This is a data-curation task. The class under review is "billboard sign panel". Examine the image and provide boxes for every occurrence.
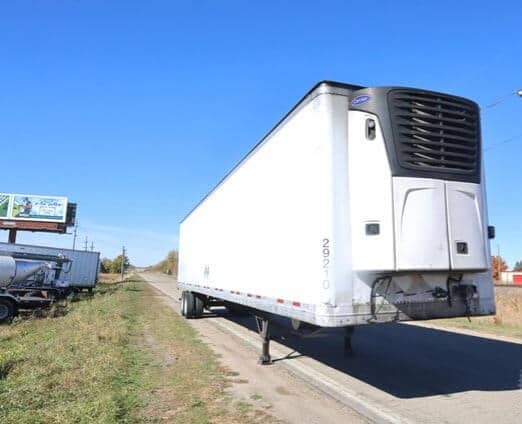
[0,193,68,223]
[0,194,9,218]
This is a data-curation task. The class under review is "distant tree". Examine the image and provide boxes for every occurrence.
[491,255,508,280]
[513,260,522,271]
[100,258,113,274]
[110,254,131,274]
[150,250,178,275]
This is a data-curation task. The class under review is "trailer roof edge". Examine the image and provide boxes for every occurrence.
[180,80,365,224]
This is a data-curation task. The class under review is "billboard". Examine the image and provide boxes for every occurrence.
[0,193,68,223]
[0,195,9,218]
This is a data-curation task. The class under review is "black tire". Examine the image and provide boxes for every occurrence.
[194,294,204,317]
[0,298,16,324]
[184,291,204,319]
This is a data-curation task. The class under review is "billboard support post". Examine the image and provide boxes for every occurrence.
[72,225,78,251]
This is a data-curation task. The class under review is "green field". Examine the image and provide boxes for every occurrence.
[0,279,267,423]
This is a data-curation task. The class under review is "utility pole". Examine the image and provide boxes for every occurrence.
[497,244,501,283]
[72,225,78,251]
[121,246,126,281]
[84,236,88,251]
[90,241,94,252]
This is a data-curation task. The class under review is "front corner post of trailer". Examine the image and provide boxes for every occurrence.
[255,316,272,365]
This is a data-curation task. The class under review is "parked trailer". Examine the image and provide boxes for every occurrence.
[0,242,100,289]
[178,81,496,363]
[0,254,73,322]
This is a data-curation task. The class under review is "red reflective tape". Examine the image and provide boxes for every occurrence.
[292,301,301,307]
[276,299,284,304]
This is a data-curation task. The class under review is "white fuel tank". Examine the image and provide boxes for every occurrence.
[0,256,17,286]
[0,256,49,287]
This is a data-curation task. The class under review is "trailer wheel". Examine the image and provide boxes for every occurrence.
[184,291,194,318]
[194,294,204,317]
[0,299,16,323]
[184,291,204,319]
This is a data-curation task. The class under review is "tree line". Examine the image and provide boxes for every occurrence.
[491,256,522,280]
[100,254,131,274]
[149,250,178,275]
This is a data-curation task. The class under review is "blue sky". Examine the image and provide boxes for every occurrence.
[1,1,521,267]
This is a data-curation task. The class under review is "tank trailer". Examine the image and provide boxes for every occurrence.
[0,252,74,323]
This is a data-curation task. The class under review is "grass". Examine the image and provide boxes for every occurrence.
[430,287,522,339]
[97,273,126,284]
[0,277,270,423]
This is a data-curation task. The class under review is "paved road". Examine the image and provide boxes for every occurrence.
[142,272,522,424]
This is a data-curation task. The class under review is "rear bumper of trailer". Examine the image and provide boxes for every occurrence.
[178,282,495,327]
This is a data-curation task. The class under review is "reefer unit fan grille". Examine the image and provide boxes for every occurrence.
[389,89,480,177]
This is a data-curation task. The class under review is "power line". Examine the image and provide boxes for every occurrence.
[484,133,522,152]
[484,90,522,109]
[482,88,522,152]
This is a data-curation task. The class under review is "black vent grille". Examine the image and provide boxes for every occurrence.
[389,90,480,176]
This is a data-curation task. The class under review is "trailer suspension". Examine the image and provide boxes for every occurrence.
[254,316,272,365]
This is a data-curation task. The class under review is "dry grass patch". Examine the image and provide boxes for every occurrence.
[0,280,274,423]
[431,287,522,339]
[97,273,123,284]
[98,273,143,285]
[136,285,275,423]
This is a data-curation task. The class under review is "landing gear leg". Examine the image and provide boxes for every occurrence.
[255,316,272,365]
[344,326,354,356]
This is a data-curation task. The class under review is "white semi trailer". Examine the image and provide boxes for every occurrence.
[178,81,495,363]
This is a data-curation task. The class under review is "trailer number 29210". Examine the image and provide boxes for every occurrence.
[322,238,330,289]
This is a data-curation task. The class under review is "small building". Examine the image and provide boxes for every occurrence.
[499,271,522,285]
